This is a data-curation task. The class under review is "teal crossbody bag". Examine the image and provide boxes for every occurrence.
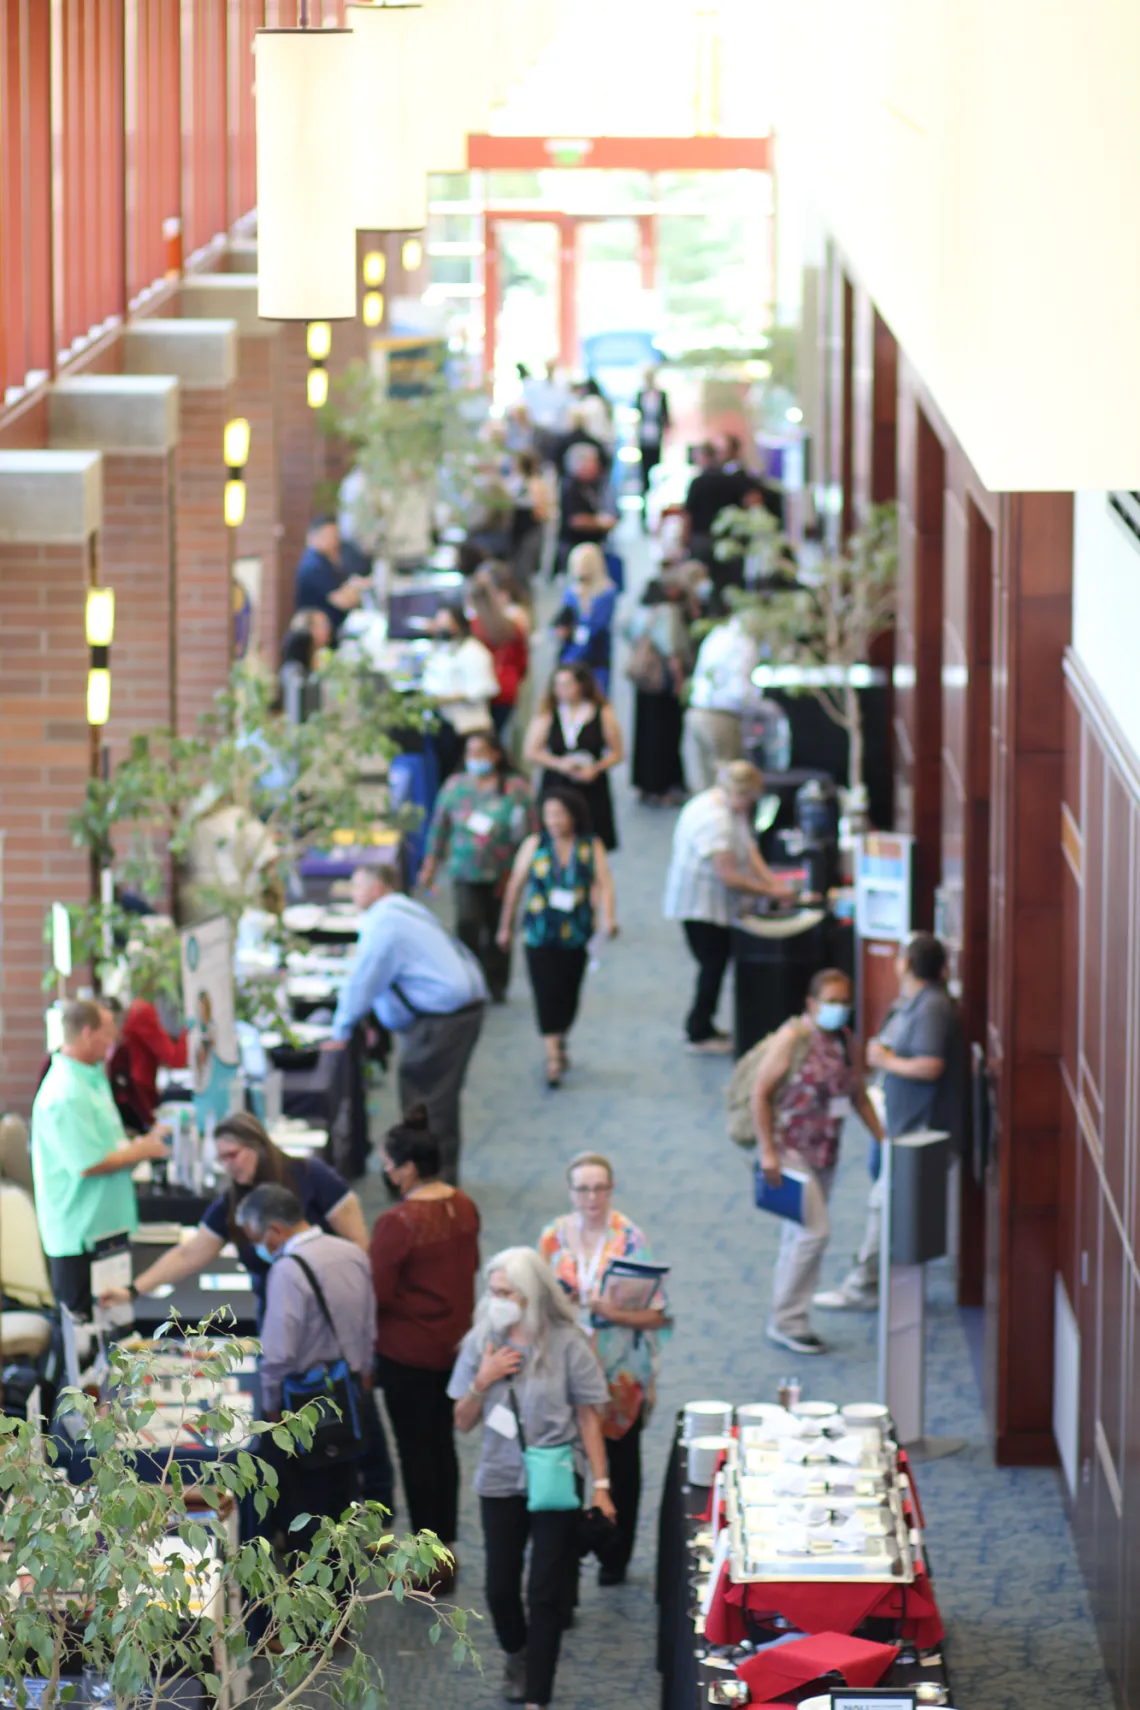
[508,1387,580,1513]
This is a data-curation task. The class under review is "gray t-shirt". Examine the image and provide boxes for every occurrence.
[880,983,959,1139]
[447,1322,609,1497]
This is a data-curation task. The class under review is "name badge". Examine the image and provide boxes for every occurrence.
[466,811,494,837]
[574,624,591,647]
[549,887,577,913]
[828,1096,853,1121]
[486,1402,518,1440]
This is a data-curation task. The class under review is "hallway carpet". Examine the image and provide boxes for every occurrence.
[357,522,1112,1710]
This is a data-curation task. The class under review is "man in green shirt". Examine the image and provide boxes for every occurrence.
[31,998,170,1318]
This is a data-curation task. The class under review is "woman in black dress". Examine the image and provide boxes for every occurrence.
[523,662,623,852]
[623,577,692,803]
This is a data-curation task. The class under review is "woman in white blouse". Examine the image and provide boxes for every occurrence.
[421,602,500,779]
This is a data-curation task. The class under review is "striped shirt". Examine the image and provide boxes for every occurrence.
[662,787,755,926]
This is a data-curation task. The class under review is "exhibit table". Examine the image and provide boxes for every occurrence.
[657,1411,952,1709]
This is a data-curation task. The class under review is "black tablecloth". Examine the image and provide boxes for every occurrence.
[279,1028,369,1179]
[129,1238,260,1336]
[137,1186,214,1226]
[655,1418,953,1709]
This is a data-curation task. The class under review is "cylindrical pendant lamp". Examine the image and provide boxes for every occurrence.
[254,28,357,321]
[348,1,428,234]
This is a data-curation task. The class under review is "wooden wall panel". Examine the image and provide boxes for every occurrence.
[1083,736,1106,1126]
[1102,775,1132,1217]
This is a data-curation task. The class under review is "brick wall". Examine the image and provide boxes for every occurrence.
[277,322,326,637]
[174,388,233,735]
[0,540,92,1112]
[102,451,177,765]
[229,336,283,657]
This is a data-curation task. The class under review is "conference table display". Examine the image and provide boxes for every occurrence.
[658,1398,954,1708]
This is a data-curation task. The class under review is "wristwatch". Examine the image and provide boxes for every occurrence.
[127,1281,139,1300]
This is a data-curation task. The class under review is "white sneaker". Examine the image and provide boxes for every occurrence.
[766,1326,828,1355]
[813,1282,878,1310]
[684,1032,733,1056]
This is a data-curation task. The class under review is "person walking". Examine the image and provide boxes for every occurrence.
[31,999,170,1318]
[634,368,671,524]
[420,602,500,782]
[752,970,884,1355]
[236,1184,375,1541]
[293,515,370,640]
[682,614,761,794]
[327,865,488,1184]
[371,1107,480,1582]
[467,565,532,737]
[553,543,617,696]
[815,932,963,1311]
[523,663,623,853]
[448,1247,614,1710]
[623,576,692,804]
[538,1152,669,1584]
[557,442,616,572]
[663,761,795,1053]
[508,451,553,587]
[419,729,537,1003]
[497,788,617,1088]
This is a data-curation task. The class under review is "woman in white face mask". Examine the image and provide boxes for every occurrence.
[449,1246,614,1710]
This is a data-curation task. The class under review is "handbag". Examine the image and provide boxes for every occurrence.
[508,1386,580,1513]
[624,629,668,694]
[279,1253,366,1463]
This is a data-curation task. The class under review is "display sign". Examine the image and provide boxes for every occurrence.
[51,902,72,977]
[830,1693,916,1710]
[180,917,238,1083]
[854,832,915,943]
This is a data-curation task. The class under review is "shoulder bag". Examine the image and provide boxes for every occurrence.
[507,1385,580,1513]
[279,1252,366,1463]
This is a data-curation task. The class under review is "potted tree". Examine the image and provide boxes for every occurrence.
[727,503,898,820]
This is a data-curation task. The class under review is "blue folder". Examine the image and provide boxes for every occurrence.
[753,1161,809,1224]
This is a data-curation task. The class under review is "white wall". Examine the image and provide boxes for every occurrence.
[1072,492,1140,758]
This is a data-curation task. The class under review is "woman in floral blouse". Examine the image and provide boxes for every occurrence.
[419,729,537,1002]
[538,1150,670,1585]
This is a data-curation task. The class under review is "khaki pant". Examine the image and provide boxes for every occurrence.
[682,706,743,794]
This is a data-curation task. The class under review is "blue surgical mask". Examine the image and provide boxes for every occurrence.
[815,1002,850,1032]
[466,757,493,777]
[253,1242,275,1266]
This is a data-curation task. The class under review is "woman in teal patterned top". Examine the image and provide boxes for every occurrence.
[498,787,618,1086]
[420,729,537,1001]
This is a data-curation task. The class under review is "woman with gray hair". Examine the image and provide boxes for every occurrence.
[448,1246,614,1709]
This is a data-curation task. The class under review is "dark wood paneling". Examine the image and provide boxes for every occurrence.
[871,311,898,505]
[1102,771,1132,1218]
[1062,858,1081,1098]
[1058,1087,1078,1309]
[1099,1201,1127,1489]
[1083,735,1106,1119]
[1075,1129,1101,1567]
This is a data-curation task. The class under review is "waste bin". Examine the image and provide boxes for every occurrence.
[731,908,828,1056]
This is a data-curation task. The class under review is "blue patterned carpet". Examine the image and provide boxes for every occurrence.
[357,522,1111,1710]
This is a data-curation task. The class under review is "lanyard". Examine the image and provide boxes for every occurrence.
[575,1216,608,1304]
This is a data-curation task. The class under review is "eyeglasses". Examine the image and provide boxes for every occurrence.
[570,1182,612,1197]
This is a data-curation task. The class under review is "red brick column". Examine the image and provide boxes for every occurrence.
[99,452,178,761]
[230,335,283,655]
[0,449,102,1110]
[173,387,234,734]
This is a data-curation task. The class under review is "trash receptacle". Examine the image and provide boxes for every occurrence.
[731,908,828,1057]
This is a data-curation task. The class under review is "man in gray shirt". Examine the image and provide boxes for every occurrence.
[237,1184,376,1539]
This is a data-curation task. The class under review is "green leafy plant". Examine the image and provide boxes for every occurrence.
[329,363,503,552]
[0,1321,479,1710]
[711,504,795,582]
[728,503,899,800]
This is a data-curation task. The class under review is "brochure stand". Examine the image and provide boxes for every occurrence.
[877,1129,964,1461]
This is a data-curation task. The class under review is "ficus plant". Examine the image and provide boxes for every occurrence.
[0,1321,479,1710]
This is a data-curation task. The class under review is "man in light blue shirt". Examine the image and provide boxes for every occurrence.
[328,866,487,1182]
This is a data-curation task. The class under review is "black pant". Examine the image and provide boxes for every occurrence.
[682,920,732,1041]
[481,1495,579,1707]
[50,1253,93,1320]
[602,1415,643,1574]
[525,943,588,1038]
[454,880,510,1001]
[374,1356,459,1542]
[397,1002,485,1185]
[358,1380,396,1514]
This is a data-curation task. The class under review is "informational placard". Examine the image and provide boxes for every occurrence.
[91,1232,133,1332]
[51,902,72,976]
[180,917,238,1093]
[830,1692,916,1710]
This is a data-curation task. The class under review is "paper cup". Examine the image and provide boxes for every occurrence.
[736,1402,791,1429]
[842,1402,890,1435]
[683,1399,734,1440]
[687,1433,730,1486]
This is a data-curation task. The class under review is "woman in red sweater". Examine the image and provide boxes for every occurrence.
[371,1107,481,1567]
[116,997,188,1126]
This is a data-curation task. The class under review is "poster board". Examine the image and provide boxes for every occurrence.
[180,917,238,1089]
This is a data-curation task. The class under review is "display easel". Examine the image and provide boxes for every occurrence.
[876,1130,965,1463]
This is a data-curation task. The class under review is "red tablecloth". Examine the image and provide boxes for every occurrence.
[735,1631,900,1700]
[704,1557,945,1650]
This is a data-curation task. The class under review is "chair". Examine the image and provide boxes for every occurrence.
[0,1181,54,1364]
[0,1113,33,1196]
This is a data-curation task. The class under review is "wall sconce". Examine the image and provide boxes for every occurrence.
[363,291,384,327]
[85,588,115,728]
[307,321,331,409]
[362,249,386,287]
[401,237,423,271]
[223,416,251,528]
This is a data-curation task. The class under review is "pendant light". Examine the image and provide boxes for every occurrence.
[254,25,357,321]
[348,1,428,234]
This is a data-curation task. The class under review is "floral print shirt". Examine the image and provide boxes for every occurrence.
[522,834,596,949]
[538,1209,670,1439]
[774,1026,858,1172]
[426,773,537,886]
